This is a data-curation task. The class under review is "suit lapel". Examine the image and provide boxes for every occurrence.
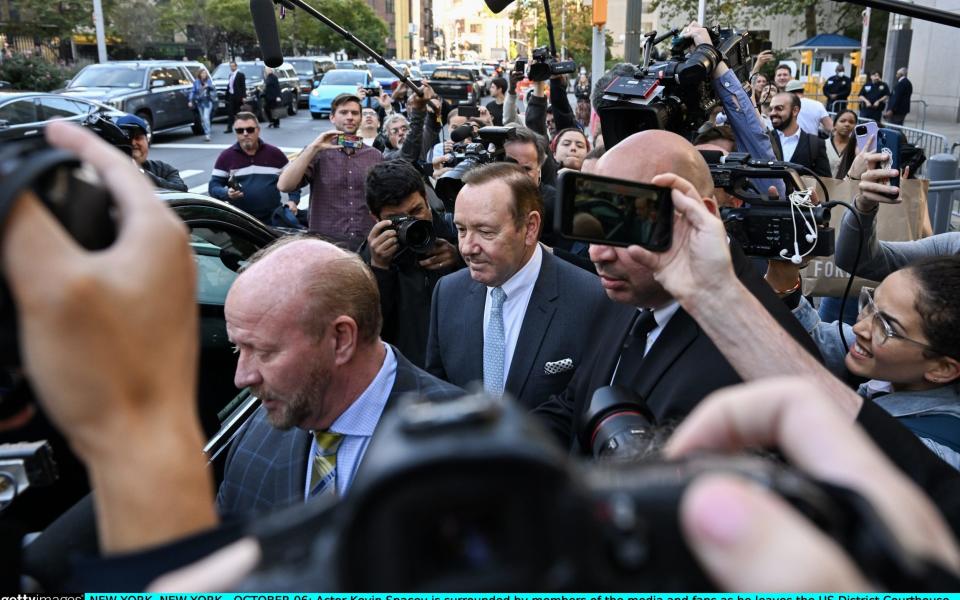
[288,427,312,503]
[632,308,700,409]
[769,131,784,161]
[793,132,811,166]
[462,280,486,381]
[505,251,558,399]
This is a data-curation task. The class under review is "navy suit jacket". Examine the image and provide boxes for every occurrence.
[425,247,613,410]
[216,347,463,519]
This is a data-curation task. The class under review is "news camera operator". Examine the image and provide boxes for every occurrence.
[360,160,462,367]
[834,150,960,282]
[6,124,960,593]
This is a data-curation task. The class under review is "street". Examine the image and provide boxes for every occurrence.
[150,110,337,197]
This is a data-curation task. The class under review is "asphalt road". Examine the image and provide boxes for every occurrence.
[149,110,337,197]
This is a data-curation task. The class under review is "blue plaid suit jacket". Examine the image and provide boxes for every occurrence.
[216,346,463,519]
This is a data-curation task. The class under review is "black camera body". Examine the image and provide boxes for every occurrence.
[707,153,836,260]
[528,46,577,82]
[435,126,512,205]
[596,27,751,146]
[388,214,436,255]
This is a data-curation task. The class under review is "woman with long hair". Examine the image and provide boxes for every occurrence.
[573,73,592,127]
[828,109,858,177]
[750,72,769,109]
[187,67,215,141]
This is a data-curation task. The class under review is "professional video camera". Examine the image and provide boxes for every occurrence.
[705,152,835,262]
[527,45,578,82]
[595,26,752,147]
[388,214,436,255]
[231,390,952,591]
[0,442,58,514]
[434,125,512,205]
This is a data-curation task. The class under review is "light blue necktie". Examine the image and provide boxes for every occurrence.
[483,287,507,396]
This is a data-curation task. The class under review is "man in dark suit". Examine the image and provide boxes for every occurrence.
[217,237,463,519]
[823,64,852,112]
[532,129,823,452]
[767,92,831,177]
[224,60,246,133]
[885,67,913,125]
[426,162,612,410]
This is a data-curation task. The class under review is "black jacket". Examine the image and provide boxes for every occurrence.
[226,71,246,102]
[142,159,187,191]
[263,73,281,109]
[768,129,832,178]
[359,210,461,367]
[889,77,913,116]
[532,241,824,453]
[823,74,851,101]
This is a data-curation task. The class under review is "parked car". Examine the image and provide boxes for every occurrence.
[335,60,367,70]
[287,56,336,106]
[428,66,479,105]
[367,63,401,95]
[419,62,443,78]
[61,60,204,135]
[210,61,300,122]
[0,92,127,142]
[159,191,281,436]
[308,68,376,118]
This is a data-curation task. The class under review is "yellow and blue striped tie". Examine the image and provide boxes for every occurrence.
[309,431,344,499]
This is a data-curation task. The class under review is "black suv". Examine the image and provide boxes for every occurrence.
[211,61,300,122]
[287,56,336,106]
[61,60,205,134]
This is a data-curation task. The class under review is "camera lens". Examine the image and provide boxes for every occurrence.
[397,219,436,254]
[578,386,657,460]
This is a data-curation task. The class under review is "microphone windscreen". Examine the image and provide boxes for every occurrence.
[484,0,516,14]
[450,124,475,143]
[250,0,284,68]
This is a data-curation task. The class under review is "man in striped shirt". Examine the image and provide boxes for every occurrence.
[209,111,301,224]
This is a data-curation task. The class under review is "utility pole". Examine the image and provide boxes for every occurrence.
[561,0,566,59]
[623,0,642,63]
[93,0,108,63]
[859,7,870,77]
[591,0,607,120]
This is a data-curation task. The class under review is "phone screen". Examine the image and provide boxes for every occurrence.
[337,134,363,149]
[557,170,673,250]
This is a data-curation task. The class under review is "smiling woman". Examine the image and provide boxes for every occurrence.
[789,255,960,469]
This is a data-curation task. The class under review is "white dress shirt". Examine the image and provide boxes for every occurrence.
[777,128,802,162]
[482,244,544,390]
[228,70,237,94]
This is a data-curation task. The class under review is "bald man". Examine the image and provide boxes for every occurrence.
[217,237,463,518]
[532,130,821,453]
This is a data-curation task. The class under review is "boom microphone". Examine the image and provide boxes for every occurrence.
[250,0,284,68]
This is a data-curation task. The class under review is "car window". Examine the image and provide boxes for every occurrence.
[38,96,91,119]
[185,65,203,79]
[369,65,393,78]
[0,99,39,125]
[321,70,366,85]
[431,69,472,81]
[189,226,262,305]
[151,67,188,87]
[70,65,146,88]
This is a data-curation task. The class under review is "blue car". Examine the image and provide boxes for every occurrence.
[308,69,376,119]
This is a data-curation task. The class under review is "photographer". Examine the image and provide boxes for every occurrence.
[360,160,461,367]
[115,115,188,192]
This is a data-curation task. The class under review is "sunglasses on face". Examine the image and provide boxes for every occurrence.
[235,127,258,135]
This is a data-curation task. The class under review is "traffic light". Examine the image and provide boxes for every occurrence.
[593,0,607,26]
[850,50,862,76]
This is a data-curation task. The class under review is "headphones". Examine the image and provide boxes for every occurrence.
[778,188,819,265]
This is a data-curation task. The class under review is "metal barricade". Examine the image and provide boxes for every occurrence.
[881,122,948,160]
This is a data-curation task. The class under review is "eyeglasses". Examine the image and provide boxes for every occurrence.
[235,127,258,135]
[857,287,937,352]
[388,125,409,135]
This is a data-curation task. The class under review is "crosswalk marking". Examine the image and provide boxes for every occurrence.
[179,169,203,179]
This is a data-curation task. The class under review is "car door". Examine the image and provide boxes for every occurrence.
[0,97,41,141]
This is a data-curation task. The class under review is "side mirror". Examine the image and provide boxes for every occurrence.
[150,79,166,89]
[313,80,320,88]
[0,119,9,129]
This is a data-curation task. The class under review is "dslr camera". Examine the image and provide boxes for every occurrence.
[527,46,577,82]
[434,126,512,206]
[595,26,751,146]
[387,214,436,255]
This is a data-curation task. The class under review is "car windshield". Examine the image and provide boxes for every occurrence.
[368,65,395,78]
[212,64,264,80]
[288,60,314,74]
[321,70,366,85]
[70,66,146,88]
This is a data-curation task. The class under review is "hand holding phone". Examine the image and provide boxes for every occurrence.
[877,128,901,188]
[336,133,364,150]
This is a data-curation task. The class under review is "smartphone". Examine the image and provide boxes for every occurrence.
[513,59,527,75]
[227,171,242,191]
[336,134,364,150]
[457,104,480,118]
[556,170,673,250]
[877,128,902,188]
[362,85,381,97]
[855,122,878,152]
[758,40,773,52]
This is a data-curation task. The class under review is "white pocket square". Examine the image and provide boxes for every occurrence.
[544,358,574,375]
